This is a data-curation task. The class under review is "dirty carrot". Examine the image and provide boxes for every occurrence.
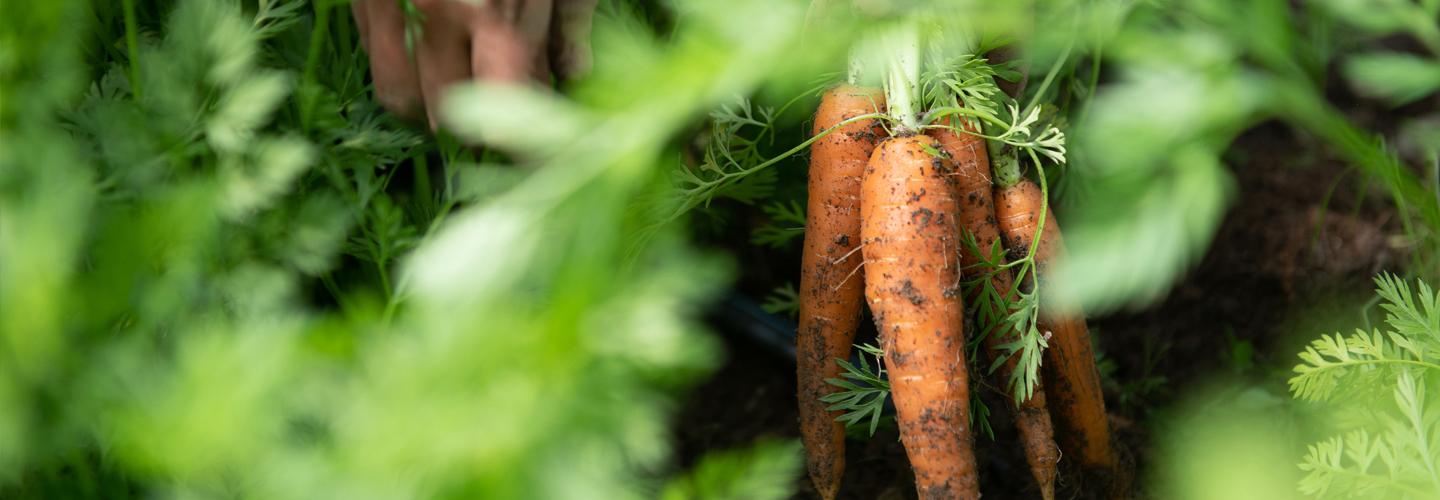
[993,176,1117,486]
[797,82,885,500]
[929,124,1059,500]
[861,133,979,500]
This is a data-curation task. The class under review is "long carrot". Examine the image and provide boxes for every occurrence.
[861,133,979,500]
[797,83,885,500]
[993,176,1117,488]
[929,125,1059,500]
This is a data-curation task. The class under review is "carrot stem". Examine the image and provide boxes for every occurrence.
[847,45,864,86]
[881,24,921,132]
[662,111,889,222]
[1023,41,1072,116]
[302,0,331,134]
[1076,42,1103,129]
[122,0,142,101]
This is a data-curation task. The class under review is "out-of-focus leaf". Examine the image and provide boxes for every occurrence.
[452,163,530,203]
[440,83,594,157]
[1059,144,1236,312]
[1315,0,1416,34]
[402,205,539,305]
[108,321,299,478]
[208,71,290,151]
[659,439,804,500]
[1156,384,1304,500]
[1345,52,1440,106]
[1060,58,1254,311]
[271,194,351,275]
[1400,118,1440,161]
[219,136,315,217]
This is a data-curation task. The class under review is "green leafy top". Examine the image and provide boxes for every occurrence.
[820,344,892,437]
[921,54,1003,129]
[1289,274,1440,498]
[1290,274,1440,404]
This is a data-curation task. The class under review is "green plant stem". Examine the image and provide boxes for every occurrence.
[921,107,1009,130]
[304,1,330,84]
[1024,40,1073,115]
[1076,42,1102,129]
[992,149,1023,188]
[1313,167,1358,255]
[881,24,921,132]
[122,0,142,101]
[382,294,400,325]
[665,111,887,218]
[846,45,863,86]
[302,0,331,133]
[1023,146,1051,355]
[768,82,830,146]
[1308,359,1440,373]
[320,272,344,303]
[377,259,393,300]
[335,5,356,98]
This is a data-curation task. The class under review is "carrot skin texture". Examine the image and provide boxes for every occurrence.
[861,135,979,500]
[993,178,1115,475]
[930,127,1059,500]
[797,83,885,500]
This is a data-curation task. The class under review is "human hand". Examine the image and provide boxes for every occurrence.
[352,0,597,129]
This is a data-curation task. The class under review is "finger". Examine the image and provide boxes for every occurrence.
[547,0,597,81]
[469,13,533,84]
[356,0,424,121]
[484,0,554,82]
[489,0,554,47]
[413,0,482,130]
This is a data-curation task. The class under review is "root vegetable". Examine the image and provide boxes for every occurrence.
[798,83,886,500]
[861,133,979,500]
[993,177,1115,482]
[930,125,1059,500]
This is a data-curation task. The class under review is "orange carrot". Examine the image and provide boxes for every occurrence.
[993,177,1116,485]
[930,125,1059,500]
[861,133,979,500]
[797,83,885,500]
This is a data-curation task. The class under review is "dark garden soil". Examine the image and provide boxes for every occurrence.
[672,119,1410,499]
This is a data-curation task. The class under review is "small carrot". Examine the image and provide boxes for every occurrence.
[861,133,979,500]
[797,83,885,500]
[993,176,1116,486]
[929,124,1059,500]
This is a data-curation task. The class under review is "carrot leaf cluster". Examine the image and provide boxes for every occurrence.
[1289,274,1440,498]
[823,343,892,437]
[760,283,801,320]
[957,227,1048,403]
[751,199,807,248]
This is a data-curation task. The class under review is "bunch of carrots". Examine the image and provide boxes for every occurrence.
[793,29,1127,500]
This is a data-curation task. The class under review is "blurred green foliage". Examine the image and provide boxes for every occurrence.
[1053,0,1440,312]
[0,0,846,497]
[1289,274,1440,497]
[1153,382,1310,500]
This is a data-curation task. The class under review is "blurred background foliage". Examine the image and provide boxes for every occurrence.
[2,0,1439,499]
[1,0,824,497]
